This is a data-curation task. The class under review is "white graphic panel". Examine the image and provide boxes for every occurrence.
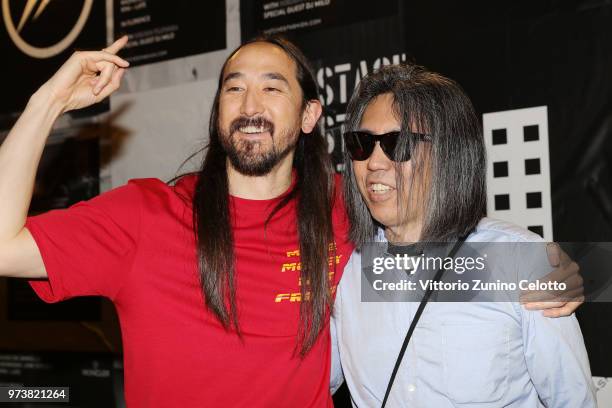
[483,106,553,240]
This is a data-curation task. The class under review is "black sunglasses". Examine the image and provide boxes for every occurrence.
[343,130,429,162]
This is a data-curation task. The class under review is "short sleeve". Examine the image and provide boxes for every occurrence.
[25,180,144,303]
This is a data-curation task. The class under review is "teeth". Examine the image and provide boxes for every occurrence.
[370,183,392,192]
[239,126,266,134]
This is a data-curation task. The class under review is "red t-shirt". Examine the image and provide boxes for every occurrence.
[25,174,353,407]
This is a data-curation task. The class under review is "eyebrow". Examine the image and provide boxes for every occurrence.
[222,71,290,86]
[223,72,243,83]
[263,72,289,86]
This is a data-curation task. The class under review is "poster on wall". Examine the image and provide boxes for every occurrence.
[240,0,398,38]
[0,0,108,129]
[114,0,226,66]
[241,0,405,171]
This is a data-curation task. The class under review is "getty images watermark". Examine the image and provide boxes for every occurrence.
[359,241,612,302]
[372,251,565,292]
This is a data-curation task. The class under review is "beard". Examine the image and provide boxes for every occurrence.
[219,116,300,176]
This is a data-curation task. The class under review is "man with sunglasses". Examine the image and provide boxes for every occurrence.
[344,130,430,162]
[331,64,594,407]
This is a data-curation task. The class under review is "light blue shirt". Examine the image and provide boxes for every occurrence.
[331,217,596,407]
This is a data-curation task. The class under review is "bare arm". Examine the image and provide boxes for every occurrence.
[0,36,130,278]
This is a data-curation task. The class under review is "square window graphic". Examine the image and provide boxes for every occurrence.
[492,128,507,145]
[493,161,509,178]
[523,125,539,142]
[495,194,510,210]
[528,225,544,237]
[525,158,541,175]
[526,192,542,208]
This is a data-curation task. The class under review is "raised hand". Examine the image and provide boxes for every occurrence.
[40,36,130,114]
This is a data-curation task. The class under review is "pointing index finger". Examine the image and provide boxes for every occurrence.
[104,35,129,55]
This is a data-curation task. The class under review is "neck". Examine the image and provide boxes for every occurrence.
[384,219,423,245]
[227,153,295,200]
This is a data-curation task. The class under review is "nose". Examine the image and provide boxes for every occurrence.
[240,89,264,117]
[366,142,392,171]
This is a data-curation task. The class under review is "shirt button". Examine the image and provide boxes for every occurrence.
[407,384,416,392]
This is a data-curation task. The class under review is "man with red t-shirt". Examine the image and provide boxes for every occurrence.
[0,35,352,407]
[0,34,582,407]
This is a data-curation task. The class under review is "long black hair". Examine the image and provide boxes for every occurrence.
[343,64,486,245]
[191,35,335,355]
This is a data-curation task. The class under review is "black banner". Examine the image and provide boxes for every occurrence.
[114,0,227,66]
[241,0,397,37]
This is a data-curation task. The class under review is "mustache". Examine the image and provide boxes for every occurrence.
[229,116,275,135]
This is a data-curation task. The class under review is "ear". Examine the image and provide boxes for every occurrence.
[301,99,323,134]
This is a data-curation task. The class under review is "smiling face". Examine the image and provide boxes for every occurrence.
[217,41,315,176]
[352,93,429,238]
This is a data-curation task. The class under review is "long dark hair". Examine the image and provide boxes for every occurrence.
[343,64,486,245]
[191,36,335,355]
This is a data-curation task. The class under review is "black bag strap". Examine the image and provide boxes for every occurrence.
[380,235,470,408]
